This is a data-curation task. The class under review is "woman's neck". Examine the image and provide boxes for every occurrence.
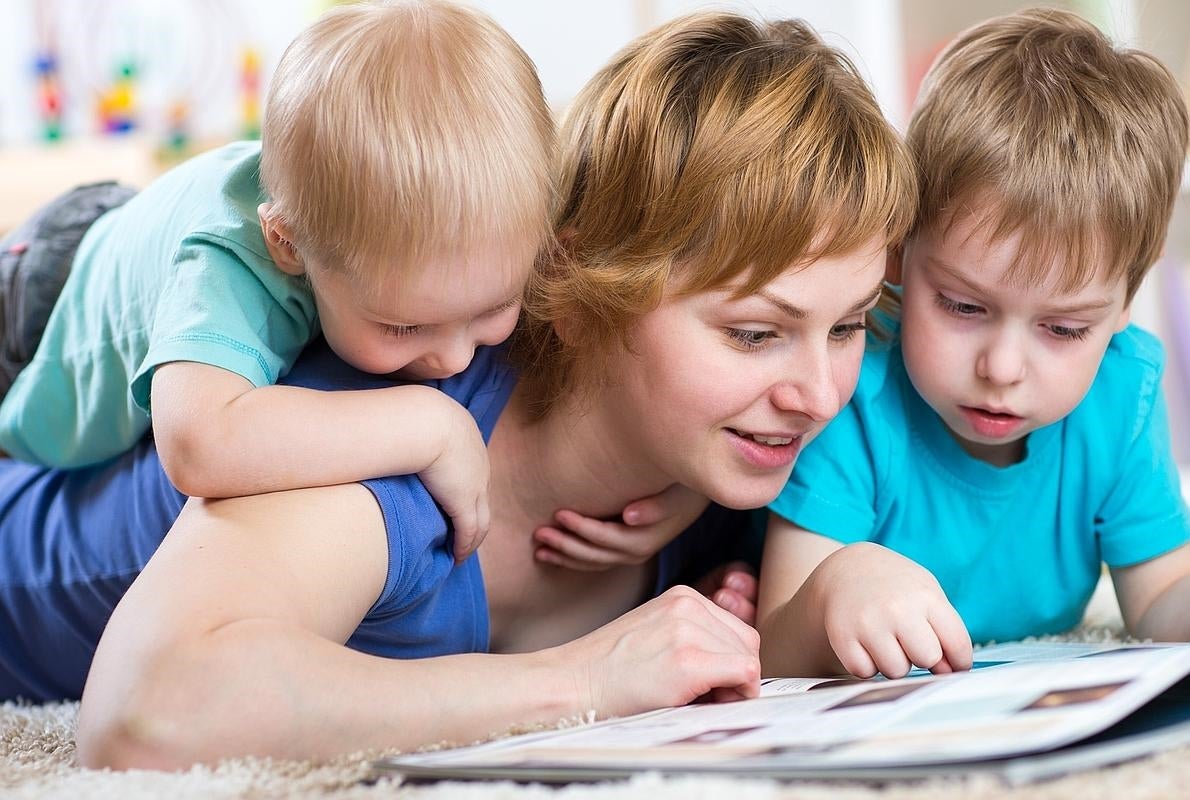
[479,382,674,653]
[488,383,674,532]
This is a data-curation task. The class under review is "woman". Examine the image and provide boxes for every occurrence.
[4,11,913,768]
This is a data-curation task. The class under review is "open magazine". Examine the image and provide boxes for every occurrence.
[374,642,1190,785]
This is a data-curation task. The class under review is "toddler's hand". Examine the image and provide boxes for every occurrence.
[533,485,709,571]
[694,560,758,626]
[806,543,972,679]
[419,397,490,563]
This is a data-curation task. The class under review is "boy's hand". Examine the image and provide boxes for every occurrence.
[533,485,709,571]
[805,543,972,679]
[420,397,491,563]
[694,561,758,626]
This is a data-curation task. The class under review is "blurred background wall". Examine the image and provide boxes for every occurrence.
[0,0,1187,464]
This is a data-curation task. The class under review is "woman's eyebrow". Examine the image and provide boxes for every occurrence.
[757,283,884,320]
[850,284,884,312]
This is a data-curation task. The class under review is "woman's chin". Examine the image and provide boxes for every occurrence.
[704,476,789,510]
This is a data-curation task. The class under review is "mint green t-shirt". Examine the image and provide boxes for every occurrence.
[0,141,319,467]
[769,325,1190,644]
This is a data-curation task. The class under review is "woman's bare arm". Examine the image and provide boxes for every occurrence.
[77,484,760,770]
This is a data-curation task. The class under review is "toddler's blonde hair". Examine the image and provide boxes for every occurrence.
[261,0,554,288]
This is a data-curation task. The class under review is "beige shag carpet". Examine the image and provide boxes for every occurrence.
[4,581,1188,800]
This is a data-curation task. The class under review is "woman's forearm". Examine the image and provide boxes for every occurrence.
[78,618,578,769]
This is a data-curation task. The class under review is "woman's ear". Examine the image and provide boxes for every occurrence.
[885,245,904,285]
[258,203,304,276]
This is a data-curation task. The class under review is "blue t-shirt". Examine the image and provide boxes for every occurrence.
[769,325,1190,644]
[0,342,742,702]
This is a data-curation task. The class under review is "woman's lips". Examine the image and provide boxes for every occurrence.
[727,429,804,469]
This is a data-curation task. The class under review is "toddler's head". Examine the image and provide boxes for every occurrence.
[897,7,1188,464]
[259,0,554,379]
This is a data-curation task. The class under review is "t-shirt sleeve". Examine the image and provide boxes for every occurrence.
[768,399,880,543]
[1096,384,1190,567]
[129,240,316,413]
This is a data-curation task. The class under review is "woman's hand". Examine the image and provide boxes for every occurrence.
[533,485,709,570]
[806,543,972,679]
[556,585,761,718]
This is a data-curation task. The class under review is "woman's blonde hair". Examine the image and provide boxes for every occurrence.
[260,0,554,288]
[908,7,1188,301]
[513,11,916,417]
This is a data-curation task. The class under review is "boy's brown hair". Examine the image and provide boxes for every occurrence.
[908,7,1188,301]
[260,0,554,289]
[513,11,916,417]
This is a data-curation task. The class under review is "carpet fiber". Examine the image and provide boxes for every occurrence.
[4,584,1187,799]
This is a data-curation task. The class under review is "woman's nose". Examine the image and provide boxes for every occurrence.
[769,350,841,422]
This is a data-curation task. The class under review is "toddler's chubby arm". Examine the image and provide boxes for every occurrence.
[150,361,488,560]
[1111,542,1190,640]
[532,488,757,622]
[757,513,972,679]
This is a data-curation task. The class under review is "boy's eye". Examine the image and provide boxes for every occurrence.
[830,321,867,342]
[1046,323,1090,341]
[725,328,775,349]
[381,323,421,338]
[487,297,521,316]
[934,293,984,316]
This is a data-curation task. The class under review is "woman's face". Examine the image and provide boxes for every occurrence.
[603,238,888,509]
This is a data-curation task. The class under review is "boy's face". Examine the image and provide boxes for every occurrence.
[307,243,533,379]
[899,211,1131,466]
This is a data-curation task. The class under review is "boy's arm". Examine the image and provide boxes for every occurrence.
[757,513,971,679]
[150,361,489,558]
[1111,542,1190,640]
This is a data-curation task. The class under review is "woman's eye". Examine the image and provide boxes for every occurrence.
[381,323,421,338]
[1047,323,1091,341]
[830,321,867,342]
[725,328,775,348]
[934,293,984,316]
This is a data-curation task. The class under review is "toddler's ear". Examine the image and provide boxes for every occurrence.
[258,203,304,276]
[884,245,904,285]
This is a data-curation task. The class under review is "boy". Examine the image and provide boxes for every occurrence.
[0,0,554,557]
[757,7,1190,679]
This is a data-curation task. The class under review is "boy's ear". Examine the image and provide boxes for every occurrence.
[258,203,305,276]
[885,245,904,285]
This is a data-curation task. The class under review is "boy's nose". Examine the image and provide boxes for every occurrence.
[424,337,476,378]
[976,334,1026,386]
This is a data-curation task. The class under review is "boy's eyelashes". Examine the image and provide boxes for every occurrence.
[934,292,984,316]
[376,297,521,338]
[1045,323,1091,341]
[933,292,1093,341]
[380,323,421,338]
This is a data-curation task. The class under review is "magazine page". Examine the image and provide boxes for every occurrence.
[382,644,1190,776]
